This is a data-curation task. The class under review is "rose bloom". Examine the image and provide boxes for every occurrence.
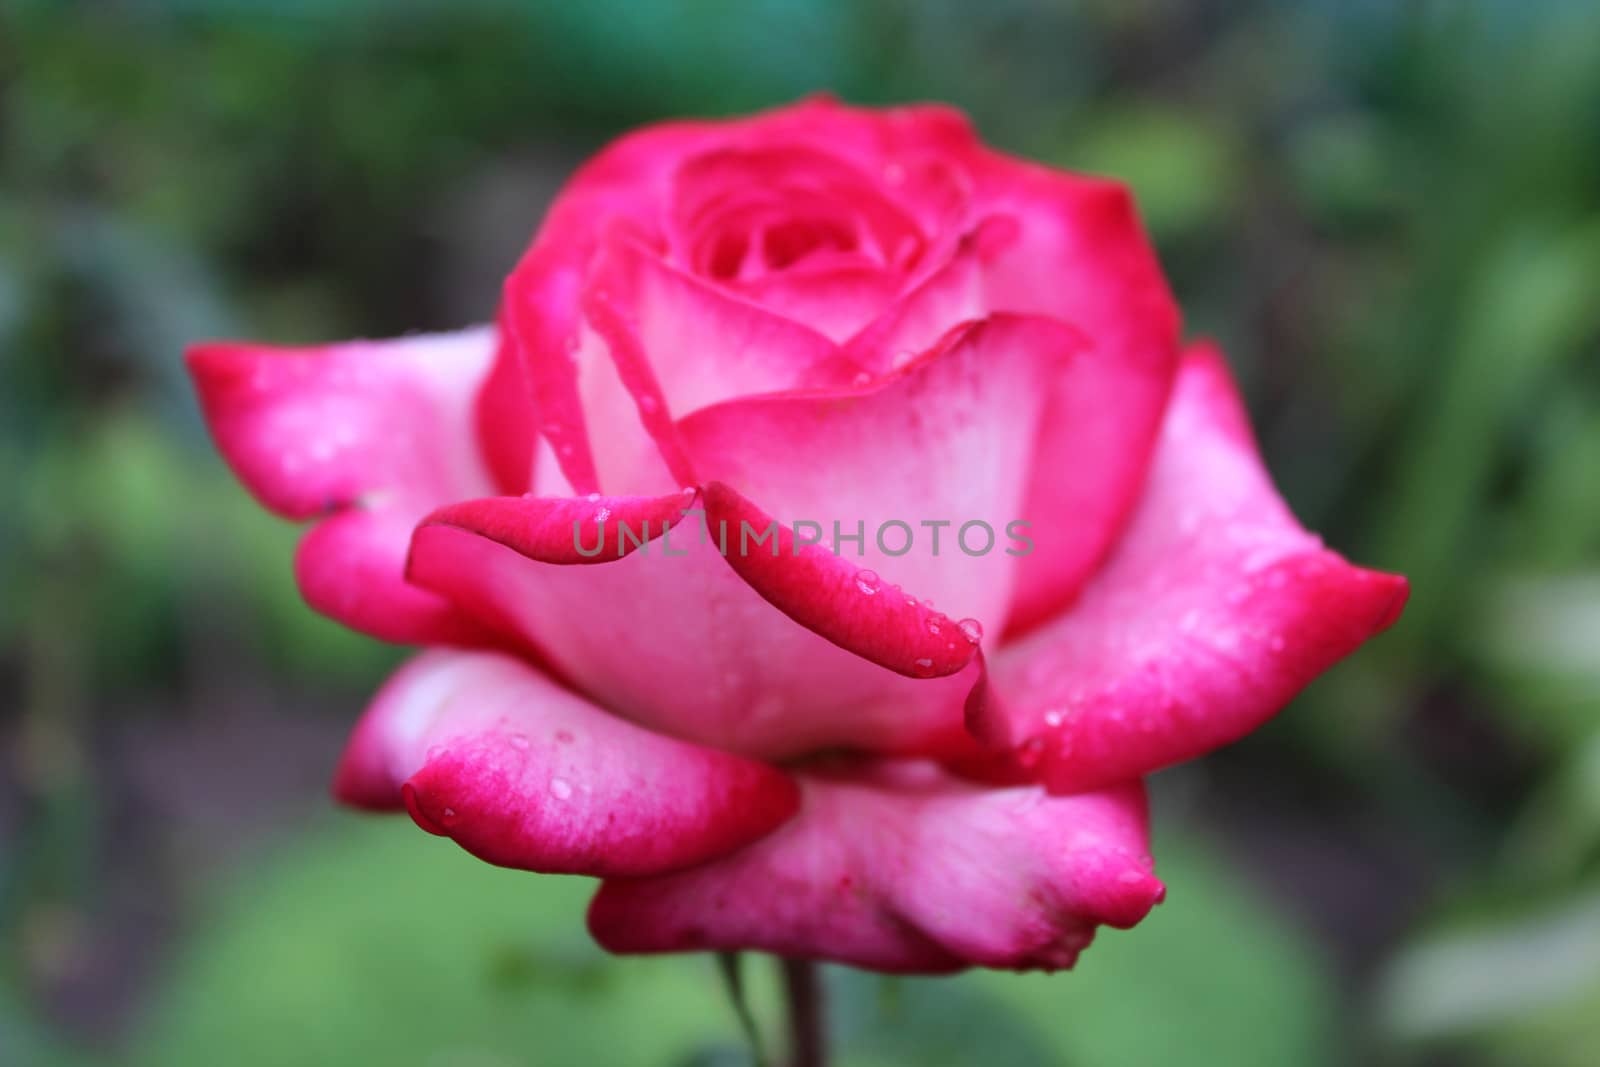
[188,98,1406,974]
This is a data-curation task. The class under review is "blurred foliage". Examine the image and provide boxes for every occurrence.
[128,816,1332,1067]
[2,0,1599,1064]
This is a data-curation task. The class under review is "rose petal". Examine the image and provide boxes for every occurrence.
[332,649,801,877]
[187,327,497,643]
[678,314,1083,632]
[843,215,1018,372]
[968,344,1409,792]
[502,121,732,495]
[588,760,1162,974]
[576,234,860,494]
[294,509,496,646]
[406,490,987,760]
[964,157,1183,634]
[504,98,988,495]
[473,317,538,494]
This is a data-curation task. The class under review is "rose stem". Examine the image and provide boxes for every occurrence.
[779,956,827,1067]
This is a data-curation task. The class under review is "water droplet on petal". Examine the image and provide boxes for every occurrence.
[549,777,573,800]
[958,617,983,643]
[585,492,601,502]
[440,807,459,824]
[851,371,873,388]
[855,570,881,595]
[1043,709,1065,728]
[914,657,934,670]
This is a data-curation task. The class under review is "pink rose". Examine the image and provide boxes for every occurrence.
[188,97,1406,974]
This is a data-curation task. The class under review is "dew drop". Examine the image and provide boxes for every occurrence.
[957,617,983,643]
[440,806,459,824]
[549,777,573,800]
[586,492,601,503]
[851,371,873,388]
[914,657,934,670]
[1043,709,1065,728]
[855,570,881,595]
[927,620,941,636]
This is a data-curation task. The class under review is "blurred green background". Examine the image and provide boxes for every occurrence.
[2,0,1598,1064]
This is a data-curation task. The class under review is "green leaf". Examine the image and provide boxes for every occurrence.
[132,816,753,1067]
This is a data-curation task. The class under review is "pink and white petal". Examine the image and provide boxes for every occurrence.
[501,118,739,496]
[569,309,688,496]
[971,345,1408,793]
[592,234,860,388]
[679,314,1082,634]
[843,215,1018,373]
[573,234,869,496]
[406,491,986,761]
[294,508,499,647]
[588,761,1162,974]
[187,326,499,643]
[731,263,903,343]
[187,326,496,518]
[583,237,854,452]
[332,649,800,877]
[504,99,981,497]
[964,159,1183,634]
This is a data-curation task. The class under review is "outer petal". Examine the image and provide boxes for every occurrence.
[405,490,987,761]
[332,649,800,877]
[293,509,494,646]
[187,327,497,644]
[588,761,1162,974]
[969,344,1409,793]
[967,157,1183,634]
[679,314,1082,632]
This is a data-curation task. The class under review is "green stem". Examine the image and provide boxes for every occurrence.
[779,957,826,1067]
